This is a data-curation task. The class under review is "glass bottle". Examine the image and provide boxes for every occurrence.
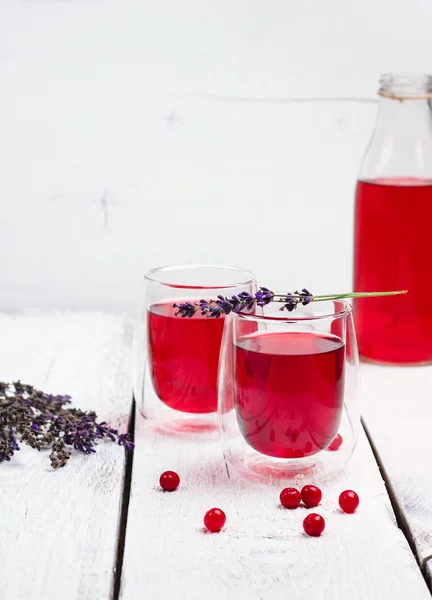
[353,74,432,365]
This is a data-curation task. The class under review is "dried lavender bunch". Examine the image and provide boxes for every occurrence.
[173,288,407,318]
[0,381,134,469]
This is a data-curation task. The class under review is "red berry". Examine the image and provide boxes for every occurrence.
[339,490,359,513]
[301,485,322,508]
[303,513,325,537]
[280,487,301,509]
[204,508,226,532]
[159,470,180,492]
[327,434,343,451]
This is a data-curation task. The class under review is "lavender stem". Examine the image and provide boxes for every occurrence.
[172,288,407,318]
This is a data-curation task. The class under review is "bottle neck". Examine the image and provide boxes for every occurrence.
[375,96,432,136]
[359,96,432,181]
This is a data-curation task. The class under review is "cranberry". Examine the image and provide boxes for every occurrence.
[303,513,325,537]
[204,508,226,532]
[301,485,322,508]
[159,470,180,492]
[280,487,301,509]
[339,490,359,513]
[327,434,343,451]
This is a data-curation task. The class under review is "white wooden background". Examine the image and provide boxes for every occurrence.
[1,0,432,313]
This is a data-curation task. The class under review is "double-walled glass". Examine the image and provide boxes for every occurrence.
[218,300,360,481]
[134,265,256,433]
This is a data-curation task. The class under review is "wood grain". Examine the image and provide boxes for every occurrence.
[121,416,430,599]
[0,312,133,600]
[361,363,432,569]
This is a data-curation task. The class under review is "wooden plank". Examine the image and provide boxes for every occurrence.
[425,559,432,589]
[361,363,432,569]
[0,312,133,600]
[121,416,430,599]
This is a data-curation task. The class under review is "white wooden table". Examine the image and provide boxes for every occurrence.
[1,312,431,600]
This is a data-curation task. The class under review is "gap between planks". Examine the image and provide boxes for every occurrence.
[362,418,431,588]
[360,363,432,578]
[112,400,136,600]
[0,311,134,600]
[426,559,432,590]
[120,415,430,600]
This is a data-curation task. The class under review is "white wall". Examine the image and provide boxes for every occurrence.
[1,0,431,312]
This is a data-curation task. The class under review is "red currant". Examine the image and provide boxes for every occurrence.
[327,434,343,451]
[301,485,322,508]
[303,513,325,537]
[204,508,226,532]
[339,490,359,513]
[159,470,180,492]
[280,487,301,509]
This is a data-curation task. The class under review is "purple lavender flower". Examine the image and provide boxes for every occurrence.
[172,302,197,318]
[74,429,96,454]
[1,381,134,468]
[216,295,234,315]
[255,287,274,307]
[172,287,276,320]
[198,299,210,315]
[227,295,242,313]
[170,286,325,319]
[0,428,20,462]
[238,291,255,311]
[283,293,298,312]
[13,381,25,393]
[95,421,118,441]
[10,430,19,451]
[298,288,314,305]
[118,433,135,453]
[209,305,224,318]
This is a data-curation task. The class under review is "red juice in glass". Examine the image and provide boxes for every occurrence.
[147,300,225,413]
[234,330,345,458]
[354,178,432,364]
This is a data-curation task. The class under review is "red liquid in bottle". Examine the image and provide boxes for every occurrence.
[147,301,225,413]
[354,179,432,364]
[234,331,345,458]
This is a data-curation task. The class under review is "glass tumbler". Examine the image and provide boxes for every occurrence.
[134,265,256,433]
[218,300,360,481]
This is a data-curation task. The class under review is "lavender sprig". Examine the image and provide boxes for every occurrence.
[0,382,134,469]
[173,286,273,318]
[173,288,407,318]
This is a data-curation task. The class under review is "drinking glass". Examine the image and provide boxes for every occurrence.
[218,300,360,480]
[134,265,256,433]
